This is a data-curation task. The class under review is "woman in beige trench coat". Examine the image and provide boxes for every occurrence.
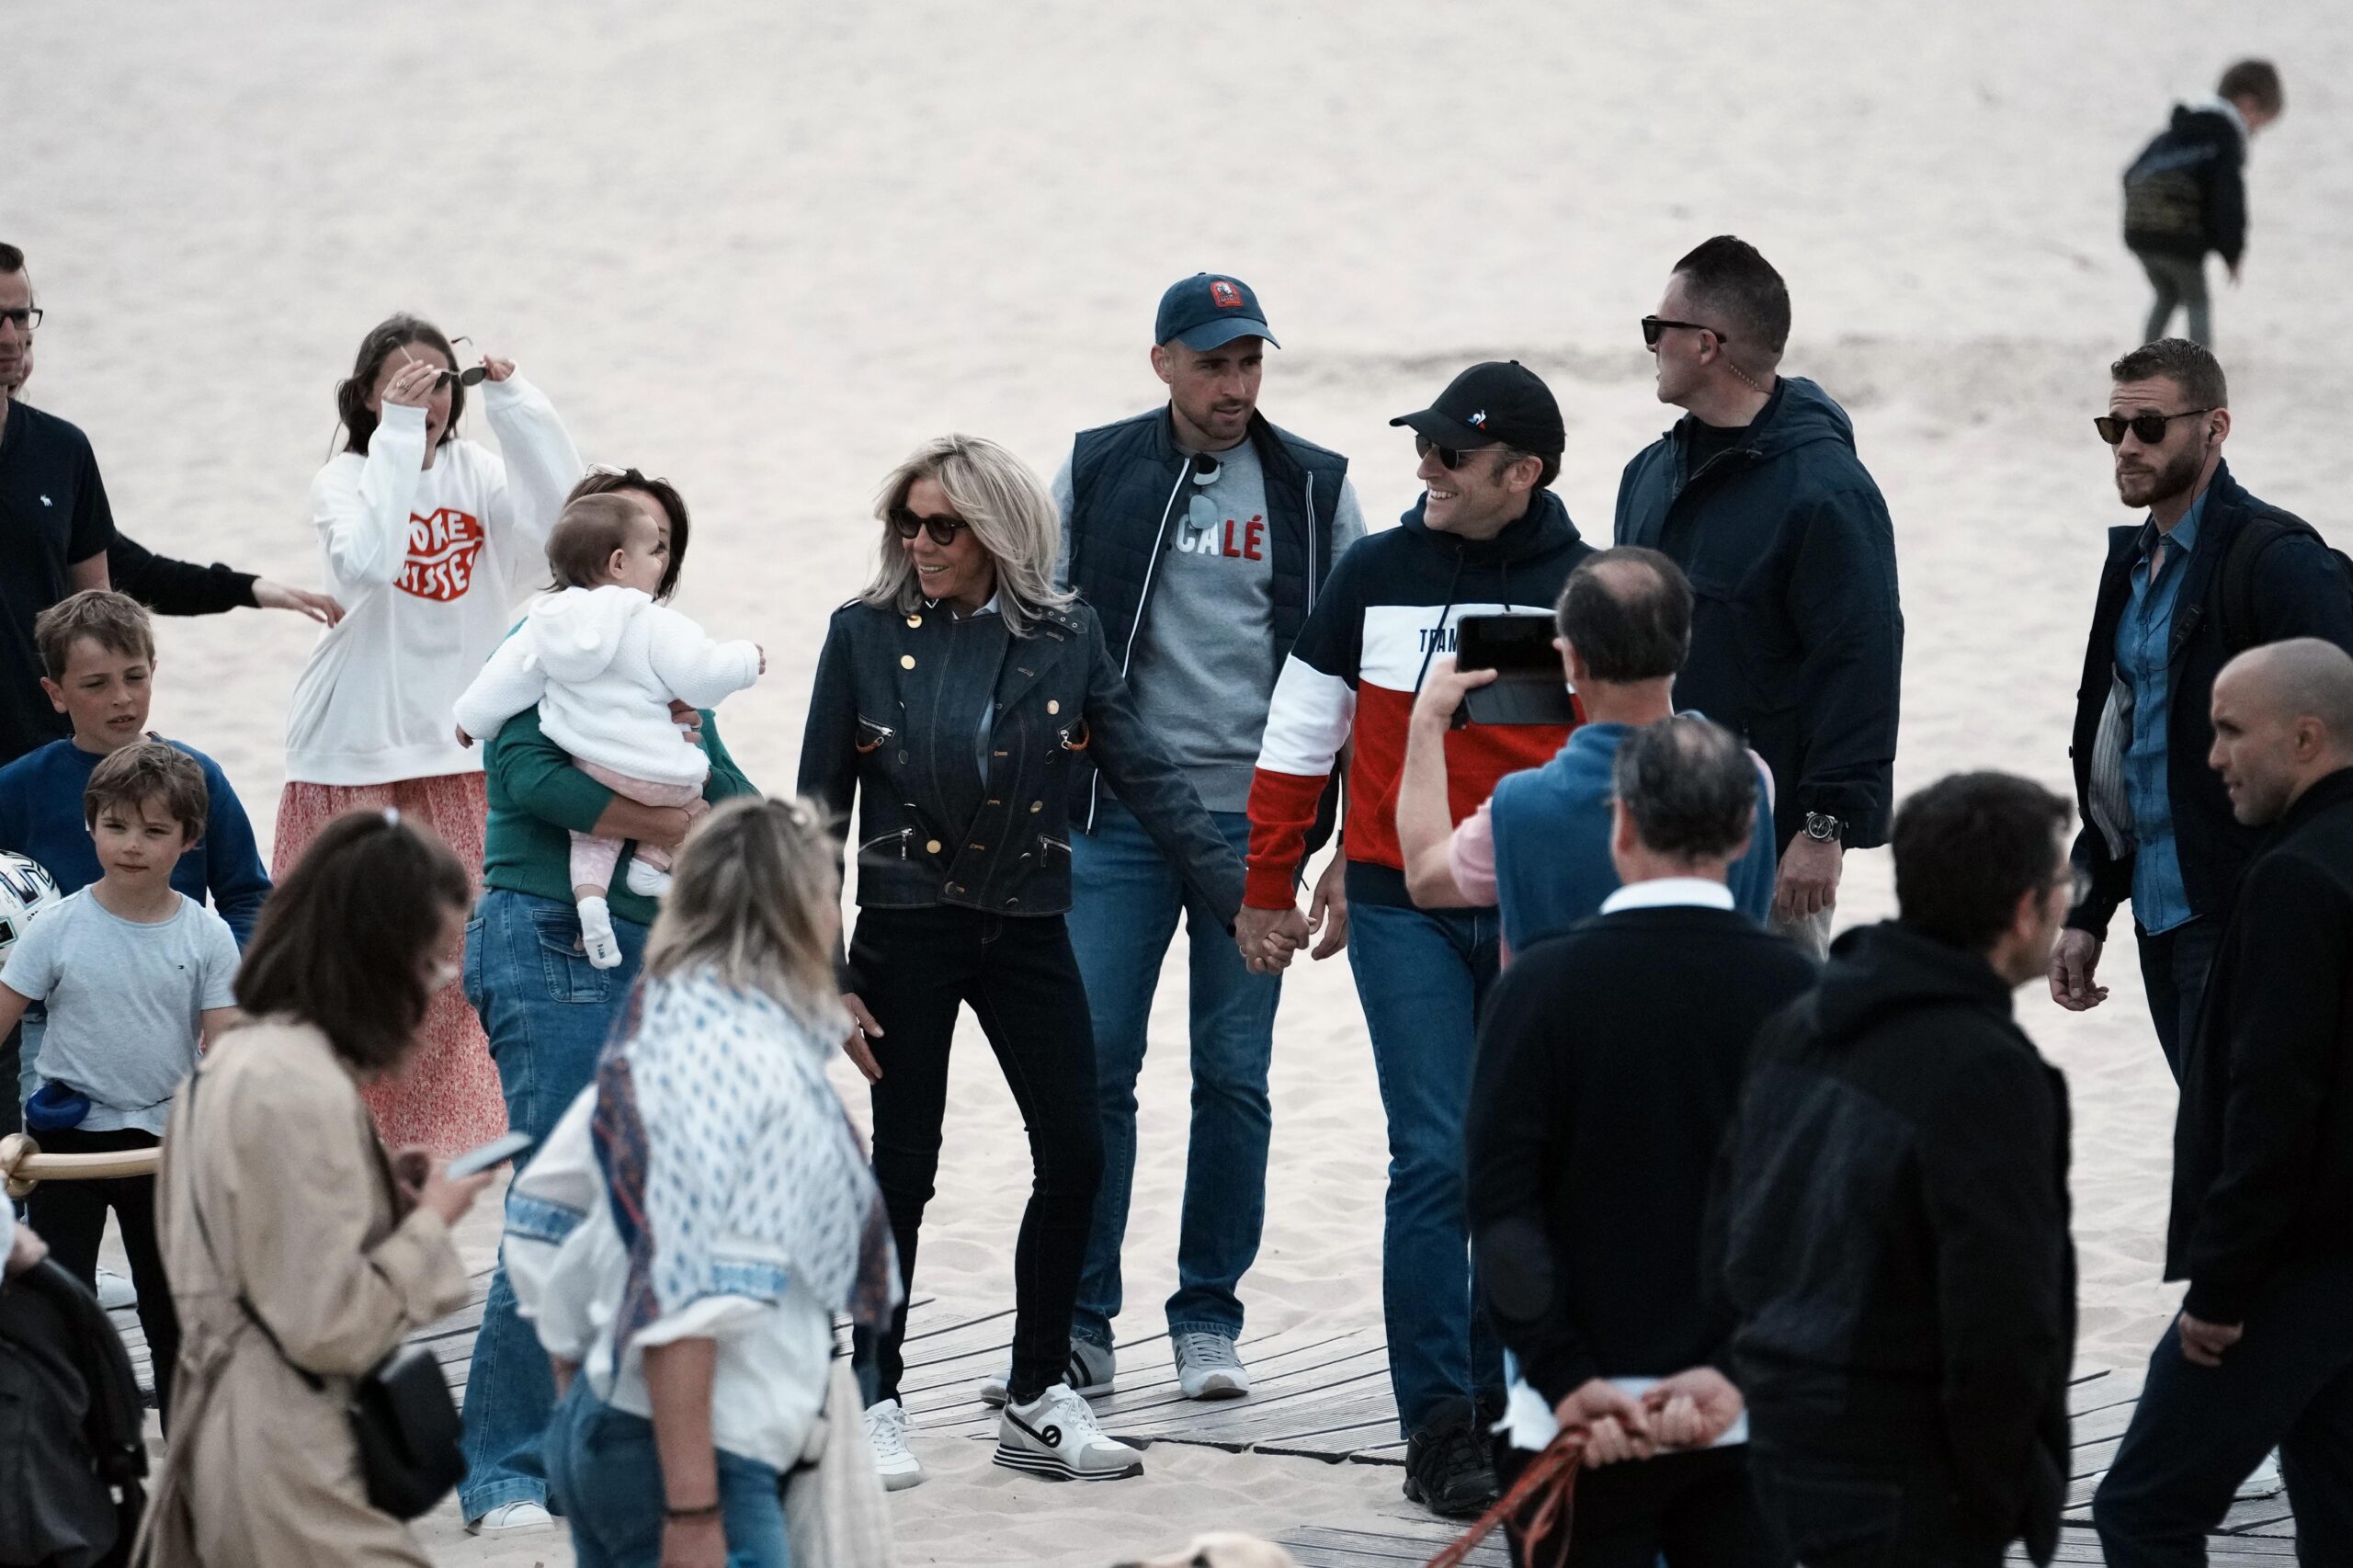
[138,810,494,1566]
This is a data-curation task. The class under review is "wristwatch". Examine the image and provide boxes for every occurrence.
[1803,812,1846,845]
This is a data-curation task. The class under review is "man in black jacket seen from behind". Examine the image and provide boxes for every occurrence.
[1615,236,1902,960]
[1720,772,2078,1566]
[2094,640,2353,1562]
[1470,714,1814,1565]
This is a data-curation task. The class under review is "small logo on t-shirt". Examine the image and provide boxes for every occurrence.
[398,507,485,602]
[39,494,52,507]
[1210,279,1244,309]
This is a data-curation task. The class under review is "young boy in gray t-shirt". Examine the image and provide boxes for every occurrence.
[0,742,240,1421]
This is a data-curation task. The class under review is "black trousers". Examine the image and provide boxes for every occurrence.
[847,904,1103,1407]
[1527,1446,1781,1567]
[2094,1254,2353,1565]
[23,1126,177,1425]
[1748,1448,2011,1567]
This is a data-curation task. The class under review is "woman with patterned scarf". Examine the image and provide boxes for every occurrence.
[505,796,900,1568]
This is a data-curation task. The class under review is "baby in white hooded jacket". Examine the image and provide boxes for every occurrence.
[455,494,763,966]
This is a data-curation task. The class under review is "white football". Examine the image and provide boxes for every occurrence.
[0,851,63,973]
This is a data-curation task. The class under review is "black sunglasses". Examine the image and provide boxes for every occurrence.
[890,506,970,547]
[1641,315,1728,347]
[0,306,43,332]
[1413,433,1508,471]
[2094,408,2212,446]
[400,337,488,390]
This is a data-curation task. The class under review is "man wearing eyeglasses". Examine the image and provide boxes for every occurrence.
[0,243,342,770]
[1617,235,1903,961]
[2054,339,2353,1093]
[1042,274,1367,1412]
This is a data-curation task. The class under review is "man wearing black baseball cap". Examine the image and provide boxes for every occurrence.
[1242,358,1594,1517]
[1021,274,1364,1415]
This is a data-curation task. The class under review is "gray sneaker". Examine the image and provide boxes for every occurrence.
[1172,1332,1251,1400]
[979,1339,1114,1407]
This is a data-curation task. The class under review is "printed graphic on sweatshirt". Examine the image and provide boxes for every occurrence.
[1170,494,1267,562]
[399,506,484,602]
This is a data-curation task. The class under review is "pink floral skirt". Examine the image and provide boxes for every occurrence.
[272,774,506,1156]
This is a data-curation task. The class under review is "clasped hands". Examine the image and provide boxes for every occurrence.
[1554,1367,1745,1469]
[1234,855,1349,974]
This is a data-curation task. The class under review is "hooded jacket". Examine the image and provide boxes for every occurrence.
[1715,922,2074,1564]
[1245,490,1593,910]
[1616,377,1903,850]
[2124,98,2250,267]
[452,585,761,787]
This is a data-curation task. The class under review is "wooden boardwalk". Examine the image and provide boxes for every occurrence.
[110,1280,2299,1562]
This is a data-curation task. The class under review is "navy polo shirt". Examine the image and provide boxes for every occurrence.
[0,398,116,766]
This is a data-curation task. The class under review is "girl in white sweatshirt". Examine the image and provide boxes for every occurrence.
[278,314,582,1154]
[455,494,764,968]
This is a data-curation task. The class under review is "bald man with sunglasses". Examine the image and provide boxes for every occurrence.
[2055,338,2353,1107]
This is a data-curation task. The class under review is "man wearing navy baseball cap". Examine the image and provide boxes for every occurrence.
[967,278,1365,1424]
[1241,358,1595,1517]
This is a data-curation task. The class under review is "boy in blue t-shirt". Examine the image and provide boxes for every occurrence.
[0,589,267,1129]
[0,742,243,1423]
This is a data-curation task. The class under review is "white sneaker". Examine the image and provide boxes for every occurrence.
[467,1501,553,1535]
[577,896,622,970]
[623,858,673,897]
[865,1398,926,1491]
[96,1267,137,1311]
[979,1339,1114,1407]
[1171,1331,1251,1401]
[994,1383,1143,1481]
[2238,1449,2285,1500]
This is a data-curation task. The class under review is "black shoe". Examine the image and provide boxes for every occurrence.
[1403,1397,1500,1519]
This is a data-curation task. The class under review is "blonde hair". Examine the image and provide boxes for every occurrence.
[643,796,840,1009]
[862,435,1074,639]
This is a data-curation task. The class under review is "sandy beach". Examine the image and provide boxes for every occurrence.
[18,1,2353,1560]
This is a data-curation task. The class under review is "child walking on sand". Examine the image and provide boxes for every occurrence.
[455,494,764,968]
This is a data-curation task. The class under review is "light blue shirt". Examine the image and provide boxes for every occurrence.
[2117,492,2207,934]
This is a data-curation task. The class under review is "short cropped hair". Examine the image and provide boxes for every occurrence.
[1495,448,1563,491]
[2218,60,2283,116]
[546,493,649,590]
[1672,235,1790,363]
[1892,772,2073,952]
[0,243,24,278]
[34,590,156,682]
[1612,715,1756,863]
[234,810,473,1074]
[1557,548,1692,683]
[83,741,207,843]
[2111,338,2228,411]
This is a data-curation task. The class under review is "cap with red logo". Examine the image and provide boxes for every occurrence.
[1389,360,1564,456]
[1154,272,1279,352]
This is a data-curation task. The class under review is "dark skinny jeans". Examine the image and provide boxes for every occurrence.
[847,903,1103,1408]
[25,1126,177,1426]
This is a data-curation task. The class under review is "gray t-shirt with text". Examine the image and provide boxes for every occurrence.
[1055,437,1365,813]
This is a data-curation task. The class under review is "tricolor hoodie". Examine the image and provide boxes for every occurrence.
[1245,491,1592,910]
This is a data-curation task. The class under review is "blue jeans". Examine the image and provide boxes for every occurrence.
[2136,916,2219,1083]
[1070,804,1279,1347]
[1347,898,1505,1435]
[458,888,649,1520]
[545,1379,790,1568]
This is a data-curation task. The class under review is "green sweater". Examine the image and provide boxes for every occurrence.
[479,706,758,926]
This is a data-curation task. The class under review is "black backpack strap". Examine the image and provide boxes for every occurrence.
[2218,515,2312,654]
